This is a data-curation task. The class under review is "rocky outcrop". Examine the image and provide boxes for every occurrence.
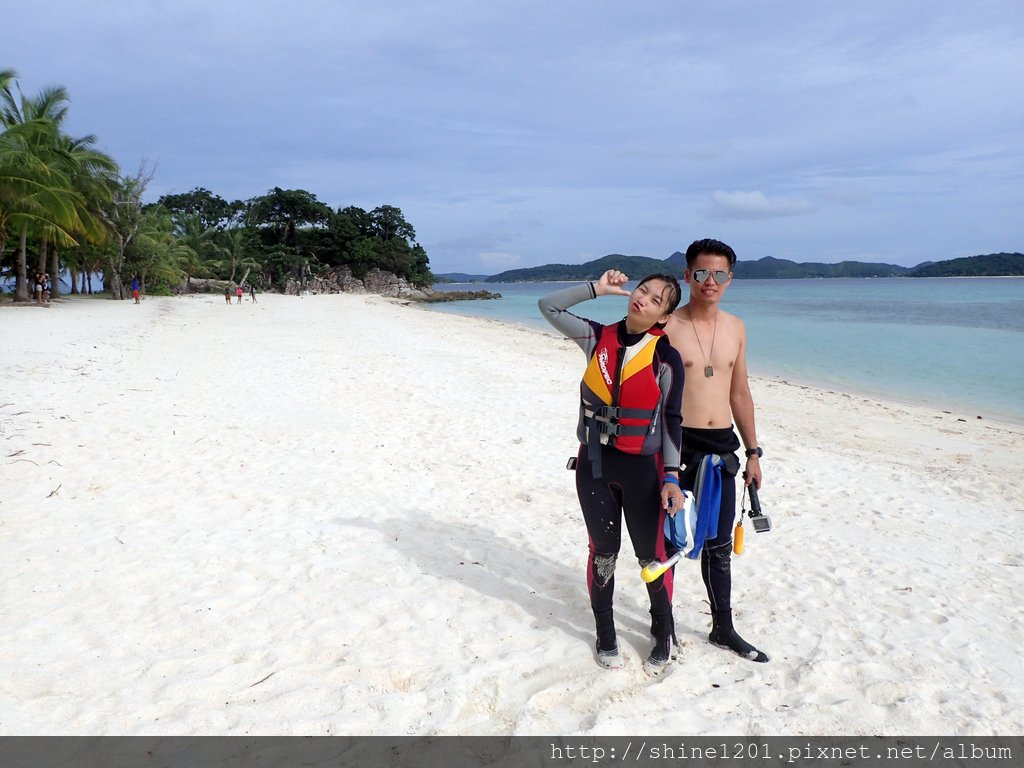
[285,266,428,298]
[410,288,502,303]
[284,266,368,296]
[284,267,499,302]
[181,277,237,294]
[361,268,430,299]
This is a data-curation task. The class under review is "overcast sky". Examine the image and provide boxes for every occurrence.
[6,1,1023,273]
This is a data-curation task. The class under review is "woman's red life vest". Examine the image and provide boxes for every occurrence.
[578,323,664,468]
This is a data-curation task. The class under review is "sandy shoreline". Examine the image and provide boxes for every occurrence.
[2,293,1022,735]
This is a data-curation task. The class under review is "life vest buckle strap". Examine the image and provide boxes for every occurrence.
[594,405,653,421]
[595,421,649,437]
[597,405,625,420]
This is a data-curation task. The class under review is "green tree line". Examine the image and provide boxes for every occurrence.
[1,70,432,302]
[487,252,1023,282]
[907,252,1024,277]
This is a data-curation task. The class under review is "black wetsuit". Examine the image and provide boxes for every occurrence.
[576,443,674,618]
[678,426,741,613]
[678,425,769,662]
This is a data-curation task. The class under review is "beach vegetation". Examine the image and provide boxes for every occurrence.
[247,186,332,249]
[219,228,262,285]
[1,71,436,300]
[173,213,229,284]
[906,252,1024,277]
[158,187,241,231]
[99,166,157,299]
[1,69,118,301]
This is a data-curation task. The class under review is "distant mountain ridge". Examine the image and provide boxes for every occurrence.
[484,252,686,283]
[478,251,1023,282]
[906,252,1024,277]
[433,272,492,283]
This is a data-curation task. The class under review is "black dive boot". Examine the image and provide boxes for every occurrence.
[643,612,675,677]
[594,609,622,669]
[650,612,679,655]
[709,610,769,663]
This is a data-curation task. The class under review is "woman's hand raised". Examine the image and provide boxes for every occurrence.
[594,269,631,296]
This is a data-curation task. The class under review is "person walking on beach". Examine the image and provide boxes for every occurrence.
[249,284,257,303]
[235,285,243,304]
[664,238,768,663]
[224,285,232,304]
[539,269,686,675]
[131,275,141,304]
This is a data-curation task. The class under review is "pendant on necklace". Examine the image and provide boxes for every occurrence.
[704,365,714,378]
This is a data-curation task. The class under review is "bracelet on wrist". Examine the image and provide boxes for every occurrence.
[663,476,680,486]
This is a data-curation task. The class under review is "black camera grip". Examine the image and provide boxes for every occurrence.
[747,481,763,517]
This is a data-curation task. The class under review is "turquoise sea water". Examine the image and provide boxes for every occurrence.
[428,278,1024,424]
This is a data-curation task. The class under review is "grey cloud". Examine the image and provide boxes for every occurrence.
[702,191,816,220]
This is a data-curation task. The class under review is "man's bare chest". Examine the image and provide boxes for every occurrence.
[671,327,740,379]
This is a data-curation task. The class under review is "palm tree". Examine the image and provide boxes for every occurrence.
[174,213,227,288]
[120,206,189,292]
[0,72,91,301]
[219,227,262,283]
[0,131,82,301]
[101,167,154,299]
[49,132,117,298]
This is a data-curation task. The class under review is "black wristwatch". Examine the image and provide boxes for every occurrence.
[745,447,763,458]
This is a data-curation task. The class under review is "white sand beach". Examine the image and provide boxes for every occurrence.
[2,292,1022,736]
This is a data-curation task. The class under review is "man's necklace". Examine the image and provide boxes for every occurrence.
[690,315,717,377]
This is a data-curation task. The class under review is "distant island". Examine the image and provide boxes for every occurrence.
[435,251,1024,283]
[432,272,492,283]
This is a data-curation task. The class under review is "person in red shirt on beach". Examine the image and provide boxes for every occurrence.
[236,285,243,304]
[664,238,768,663]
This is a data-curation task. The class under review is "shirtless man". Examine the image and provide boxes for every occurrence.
[664,238,768,663]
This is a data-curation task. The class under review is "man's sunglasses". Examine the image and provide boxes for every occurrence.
[691,268,731,284]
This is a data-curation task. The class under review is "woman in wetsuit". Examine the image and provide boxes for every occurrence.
[539,269,685,675]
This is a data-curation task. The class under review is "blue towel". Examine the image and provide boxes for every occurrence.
[664,454,722,559]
